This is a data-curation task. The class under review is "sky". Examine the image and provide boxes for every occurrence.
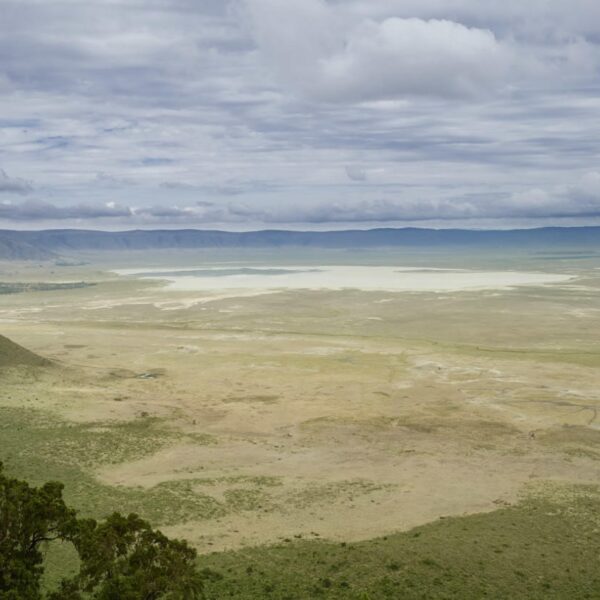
[1,0,600,231]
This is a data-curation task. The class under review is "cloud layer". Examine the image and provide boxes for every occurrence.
[0,0,599,229]
[3,171,600,226]
[0,170,33,195]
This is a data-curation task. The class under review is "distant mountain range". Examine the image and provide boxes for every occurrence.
[0,236,56,260]
[0,227,599,260]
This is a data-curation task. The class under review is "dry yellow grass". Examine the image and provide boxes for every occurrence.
[1,250,599,553]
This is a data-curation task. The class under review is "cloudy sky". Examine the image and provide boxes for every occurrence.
[1,0,600,230]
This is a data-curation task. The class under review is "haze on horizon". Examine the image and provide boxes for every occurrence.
[1,0,600,232]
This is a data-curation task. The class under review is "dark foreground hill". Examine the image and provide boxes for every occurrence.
[0,334,50,368]
[0,226,599,259]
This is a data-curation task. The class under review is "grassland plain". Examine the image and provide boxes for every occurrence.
[1,247,600,596]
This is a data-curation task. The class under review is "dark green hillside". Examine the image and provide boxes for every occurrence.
[0,334,50,368]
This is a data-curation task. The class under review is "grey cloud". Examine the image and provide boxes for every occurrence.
[221,172,600,223]
[0,169,34,195]
[160,179,279,196]
[127,202,231,222]
[206,180,274,196]
[95,172,136,187]
[345,166,367,182]
[2,170,600,225]
[159,181,197,190]
[0,0,247,110]
[0,200,131,221]
[223,198,473,223]
[0,1,599,229]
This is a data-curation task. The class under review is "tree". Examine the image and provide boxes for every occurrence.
[60,513,204,599]
[0,464,206,599]
[0,462,76,599]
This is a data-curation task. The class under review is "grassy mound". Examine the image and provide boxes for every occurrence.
[202,486,600,599]
[0,334,50,368]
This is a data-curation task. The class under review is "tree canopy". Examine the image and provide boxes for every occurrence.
[0,463,205,599]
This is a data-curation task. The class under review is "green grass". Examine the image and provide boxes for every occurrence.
[202,485,600,599]
[0,282,93,294]
[0,406,224,525]
[0,407,318,529]
[285,480,394,510]
[38,483,600,599]
[0,407,174,470]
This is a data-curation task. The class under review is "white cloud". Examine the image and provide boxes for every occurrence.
[504,173,600,218]
[246,0,598,101]
[246,0,514,100]
[322,17,514,100]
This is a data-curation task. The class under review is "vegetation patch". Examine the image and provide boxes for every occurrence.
[0,281,94,294]
[0,407,223,525]
[539,425,600,447]
[300,415,520,448]
[538,425,600,460]
[284,480,394,510]
[223,488,273,512]
[222,394,280,404]
[202,484,600,599]
[2,407,172,469]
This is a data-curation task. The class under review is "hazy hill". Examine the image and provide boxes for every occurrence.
[0,237,55,260]
[0,227,598,259]
[0,334,50,368]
